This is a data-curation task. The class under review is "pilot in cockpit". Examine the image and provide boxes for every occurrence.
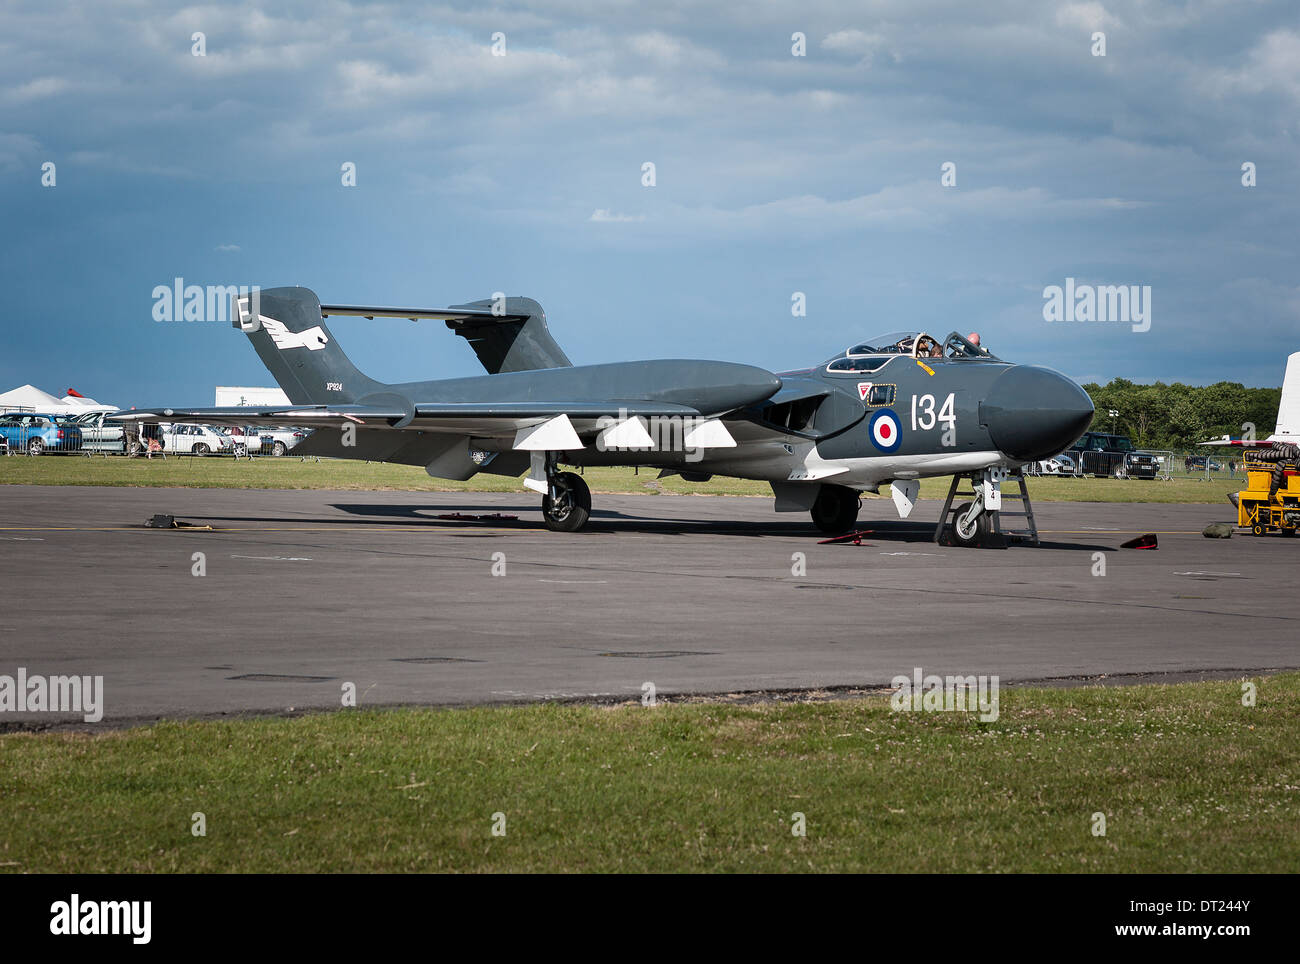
[898,334,942,358]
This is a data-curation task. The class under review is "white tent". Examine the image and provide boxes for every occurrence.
[0,385,117,414]
[59,393,117,413]
[0,384,68,412]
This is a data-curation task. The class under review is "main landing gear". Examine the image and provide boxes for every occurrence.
[542,471,591,532]
[811,484,861,534]
[532,454,592,531]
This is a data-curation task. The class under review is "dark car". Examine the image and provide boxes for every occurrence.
[1065,432,1158,479]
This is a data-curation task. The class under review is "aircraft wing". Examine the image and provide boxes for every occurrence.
[111,399,703,434]
[111,404,409,429]
[111,399,747,479]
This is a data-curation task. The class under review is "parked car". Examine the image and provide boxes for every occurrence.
[1028,453,1077,476]
[0,412,84,455]
[159,423,231,455]
[222,425,265,456]
[66,410,125,453]
[1184,455,1224,472]
[255,426,312,456]
[1065,432,1158,479]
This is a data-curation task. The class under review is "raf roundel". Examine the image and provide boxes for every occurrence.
[869,408,902,453]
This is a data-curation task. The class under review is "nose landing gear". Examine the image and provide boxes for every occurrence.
[935,467,1039,548]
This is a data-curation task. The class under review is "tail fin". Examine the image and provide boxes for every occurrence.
[1276,351,1300,441]
[234,287,383,404]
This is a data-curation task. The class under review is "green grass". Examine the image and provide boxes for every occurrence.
[0,455,1237,503]
[1,674,1296,872]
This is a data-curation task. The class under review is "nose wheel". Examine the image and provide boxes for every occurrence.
[541,470,591,532]
[951,499,992,547]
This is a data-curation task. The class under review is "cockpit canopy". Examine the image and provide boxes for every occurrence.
[823,331,996,373]
[845,332,926,356]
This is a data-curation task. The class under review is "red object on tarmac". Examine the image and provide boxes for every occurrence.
[817,530,874,546]
[1121,533,1159,549]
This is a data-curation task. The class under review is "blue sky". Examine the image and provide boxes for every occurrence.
[2,0,1297,407]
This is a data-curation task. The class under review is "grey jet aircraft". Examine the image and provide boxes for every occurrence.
[115,286,1093,545]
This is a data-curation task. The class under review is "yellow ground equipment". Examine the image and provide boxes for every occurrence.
[1235,446,1300,536]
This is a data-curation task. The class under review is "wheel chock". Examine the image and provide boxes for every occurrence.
[1121,533,1158,549]
[817,529,874,546]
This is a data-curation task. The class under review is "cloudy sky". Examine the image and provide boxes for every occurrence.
[2,0,1297,406]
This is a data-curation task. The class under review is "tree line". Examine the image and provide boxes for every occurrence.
[1079,378,1282,451]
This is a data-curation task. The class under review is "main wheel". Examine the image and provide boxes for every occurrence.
[542,471,592,532]
[27,438,44,456]
[1113,464,1128,479]
[810,484,860,534]
[193,443,210,455]
[951,500,992,548]
[272,441,287,456]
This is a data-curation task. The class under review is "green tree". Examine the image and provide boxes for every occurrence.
[1078,379,1281,451]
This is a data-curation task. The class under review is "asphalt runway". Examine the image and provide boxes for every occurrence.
[1,484,1296,726]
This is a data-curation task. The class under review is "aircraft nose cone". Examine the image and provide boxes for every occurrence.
[983,365,1094,462]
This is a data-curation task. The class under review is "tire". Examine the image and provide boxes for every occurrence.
[810,484,860,534]
[1113,464,1128,479]
[1281,527,1296,538]
[542,471,592,532]
[27,438,44,456]
[1252,523,1266,537]
[272,441,288,457]
[951,500,992,548]
[193,443,209,456]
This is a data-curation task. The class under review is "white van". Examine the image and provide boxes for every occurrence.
[159,423,231,455]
